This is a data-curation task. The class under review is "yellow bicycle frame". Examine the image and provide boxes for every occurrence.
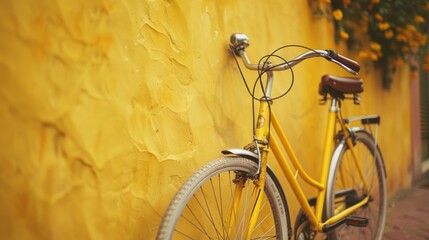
[234,97,370,238]
[225,39,371,239]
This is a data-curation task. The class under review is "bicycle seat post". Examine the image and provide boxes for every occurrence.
[329,98,338,113]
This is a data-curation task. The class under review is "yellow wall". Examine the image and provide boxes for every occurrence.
[0,0,412,239]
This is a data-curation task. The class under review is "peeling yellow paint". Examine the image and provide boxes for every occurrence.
[0,0,412,239]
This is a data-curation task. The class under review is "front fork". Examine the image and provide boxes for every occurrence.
[227,99,272,239]
[227,148,269,240]
[245,148,269,239]
[243,97,272,238]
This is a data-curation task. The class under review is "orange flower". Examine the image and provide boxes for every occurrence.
[378,22,390,31]
[375,13,383,22]
[384,30,394,39]
[320,0,331,3]
[372,0,380,3]
[406,24,416,32]
[396,34,407,42]
[333,9,343,21]
[358,50,369,59]
[420,34,428,46]
[409,41,419,49]
[405,30,414,40]
[369,52,379,61]
[340,30,349,40]
[370,42,382,51]
[343,0,351,5]
[415,15,425,24]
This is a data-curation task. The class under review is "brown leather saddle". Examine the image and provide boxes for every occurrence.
[319,75,363,98]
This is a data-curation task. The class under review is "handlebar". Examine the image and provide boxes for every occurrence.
[230,33,360,75]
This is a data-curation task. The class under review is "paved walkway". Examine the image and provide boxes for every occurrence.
[383,176,429,239]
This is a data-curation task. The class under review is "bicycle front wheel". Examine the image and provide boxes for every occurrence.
[156,157,291,239]
[325,130,387,239]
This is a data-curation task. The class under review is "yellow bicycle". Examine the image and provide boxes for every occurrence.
[157,33,387,240]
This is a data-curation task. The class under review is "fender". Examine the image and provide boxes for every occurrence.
[221,148,259,162]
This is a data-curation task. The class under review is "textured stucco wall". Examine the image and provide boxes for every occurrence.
[0,0,412,239]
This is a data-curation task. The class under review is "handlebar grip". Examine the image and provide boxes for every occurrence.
[326,50,360,73]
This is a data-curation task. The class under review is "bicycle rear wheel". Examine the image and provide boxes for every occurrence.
[325,130,387,239]
[156,157,291,239]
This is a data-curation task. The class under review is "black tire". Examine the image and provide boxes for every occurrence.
[325,130,387,239]
[156,157,291,239]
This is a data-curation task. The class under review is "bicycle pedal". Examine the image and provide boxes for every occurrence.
[345,216,368,227]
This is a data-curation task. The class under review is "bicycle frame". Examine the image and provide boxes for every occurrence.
[154,34,386,240]
[230,67,371,238]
